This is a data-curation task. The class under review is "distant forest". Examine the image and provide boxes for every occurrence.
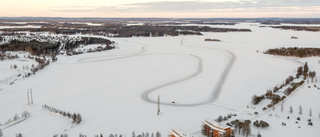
[0,36,113,56]
[270,26,320,32]
[0,23,251,37]
[264,47,320,58]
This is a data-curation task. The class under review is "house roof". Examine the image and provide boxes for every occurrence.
[169,128,192,137]
[202,118,231,132]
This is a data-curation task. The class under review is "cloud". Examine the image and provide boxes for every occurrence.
[51,0,320,14]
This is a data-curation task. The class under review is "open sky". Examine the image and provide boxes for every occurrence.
[1,0,319,18]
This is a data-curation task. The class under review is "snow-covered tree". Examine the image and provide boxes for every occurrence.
[289,105,293,113]
[21,111,31,118]
[281,103,284,112]
[151,133,154,137]
[309,108,312,117]
[299,105,303,115]
[76,113,82,124]
[16,133,23,137]
[132,132,135,137]
[272,105,275,111]
[156,132,161,137]
[0,129,3,137]
[109,134,114,137]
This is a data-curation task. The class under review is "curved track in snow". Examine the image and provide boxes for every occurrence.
[140,47,235,106]
[76,40,236,107]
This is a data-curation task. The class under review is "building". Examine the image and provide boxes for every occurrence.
[169,128,192,137]
[202,118,235,137]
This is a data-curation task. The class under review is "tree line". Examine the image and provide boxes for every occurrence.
[42,104,82,124]
[0,24,251,37]
[264,47,320,58]
[252,62,313,110]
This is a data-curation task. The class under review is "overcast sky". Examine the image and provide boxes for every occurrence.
[1,0,319,18]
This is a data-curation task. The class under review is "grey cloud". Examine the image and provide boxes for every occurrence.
[52,0,320,13]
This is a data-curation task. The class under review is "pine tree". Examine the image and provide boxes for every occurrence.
[0,129,3,137]
[151,133,154,137]
[299,105,303,115]
[309,108,312,117]
[289,105,293,113]
[132,132,135,137]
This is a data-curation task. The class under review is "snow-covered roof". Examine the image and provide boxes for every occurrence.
[202,118,231,133]
[169,128,192,137]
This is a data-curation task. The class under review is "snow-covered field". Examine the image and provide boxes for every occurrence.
[0,23,320,137]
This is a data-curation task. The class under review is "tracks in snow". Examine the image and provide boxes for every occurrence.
[77,39,236,107]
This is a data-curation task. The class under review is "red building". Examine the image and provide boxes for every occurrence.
[202,118,235,137]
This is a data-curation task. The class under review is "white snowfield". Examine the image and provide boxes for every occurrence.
[0,23,320,137]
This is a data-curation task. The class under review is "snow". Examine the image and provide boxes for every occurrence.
[0,26,41,29]
[0,23,320,137]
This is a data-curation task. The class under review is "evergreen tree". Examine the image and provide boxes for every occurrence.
[296,66,303,78]
[303,62,309,78]
[151,133,154,137]
[132,132,135,137]
[309,108,312,117]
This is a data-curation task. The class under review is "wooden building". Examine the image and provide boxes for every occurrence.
[169,128,192,137]
[202,119,235,137]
